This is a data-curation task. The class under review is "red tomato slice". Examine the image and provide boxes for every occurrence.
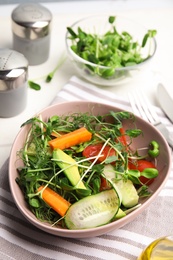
[128,159,156,185]
[100,176,111,191]
[82,144,116,163]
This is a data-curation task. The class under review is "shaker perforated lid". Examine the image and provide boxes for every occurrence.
[0,49,28,91]
[11,3,52,40]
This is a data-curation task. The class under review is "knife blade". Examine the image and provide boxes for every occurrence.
[156,121,173,148]
[157,83,173,122]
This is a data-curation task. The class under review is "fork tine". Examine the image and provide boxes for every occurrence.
[128,92,148,121]
[136,91,155,124]
[128,91,160,126]
[139,91,160,125]
[134,92,150,121]
[128,93,140,116]
[129,91,173,148]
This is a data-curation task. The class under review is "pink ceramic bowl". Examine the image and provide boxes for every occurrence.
[9,101,171,238]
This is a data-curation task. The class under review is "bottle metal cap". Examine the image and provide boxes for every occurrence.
[11,3,52,40]
[0,49,28,91]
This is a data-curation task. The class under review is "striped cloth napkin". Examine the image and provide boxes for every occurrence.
[1,76,173,260]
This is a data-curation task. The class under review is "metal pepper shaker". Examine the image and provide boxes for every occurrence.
[11,3,52,65]
[0,48,28,118]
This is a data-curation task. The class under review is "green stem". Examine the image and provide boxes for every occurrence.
[28,52,67,90]
[46,52,67,82]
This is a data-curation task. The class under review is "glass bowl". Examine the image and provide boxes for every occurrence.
[65,15,157,86]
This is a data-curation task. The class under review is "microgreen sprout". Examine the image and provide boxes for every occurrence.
[28,52,66,90]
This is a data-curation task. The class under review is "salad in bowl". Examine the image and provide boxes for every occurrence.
[9,101,171,237]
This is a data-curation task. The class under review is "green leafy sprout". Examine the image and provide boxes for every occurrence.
[28,53,67,91]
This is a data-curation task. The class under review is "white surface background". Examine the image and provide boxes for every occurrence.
[1,0,173,168]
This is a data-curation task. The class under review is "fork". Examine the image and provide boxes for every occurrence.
[128,90,173,148]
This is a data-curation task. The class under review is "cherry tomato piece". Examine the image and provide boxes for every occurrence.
[128,159,157,185]
[82,144,116,163]
[100,176,110,191]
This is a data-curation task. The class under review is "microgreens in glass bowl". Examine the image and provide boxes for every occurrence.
[66,15,157,86]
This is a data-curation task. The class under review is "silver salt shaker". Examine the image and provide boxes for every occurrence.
[11,3,52,65]
[0,48,28,118]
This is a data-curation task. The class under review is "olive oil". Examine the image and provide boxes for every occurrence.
[138,236,173,260]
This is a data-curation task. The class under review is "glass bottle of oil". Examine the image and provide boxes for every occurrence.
[137,236,173,260]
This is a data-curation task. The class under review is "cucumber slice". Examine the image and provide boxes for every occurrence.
[115,179,139,208]
[103,164,122,203]
[114,208,126,220]
[65,189,119,230]
[103,164,139,208]
[103,164,116,180]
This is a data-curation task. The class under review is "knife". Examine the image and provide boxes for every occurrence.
[157,83,173,122]
[155,122,173,148]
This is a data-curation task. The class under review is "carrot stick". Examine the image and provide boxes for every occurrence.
[48,127,92,150]
[38,186,71,216]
